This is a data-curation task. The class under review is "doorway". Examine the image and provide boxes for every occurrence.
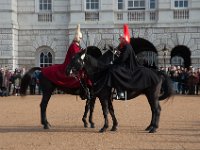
[171,45,191,68]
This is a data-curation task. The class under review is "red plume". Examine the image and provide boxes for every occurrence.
[123,24,130,43]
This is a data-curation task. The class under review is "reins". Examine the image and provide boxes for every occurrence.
[92,74,108,95]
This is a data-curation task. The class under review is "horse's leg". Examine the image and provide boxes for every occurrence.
[108,98,118,131]
[88,97,96,128]
[99,98,109,133]
[82,97,95,128]
[145,88,161,133]
[146,102,161,133]
[40,76,55,129]
[146,100,161,133]
[82,99,90,128]
[40,89,54,129]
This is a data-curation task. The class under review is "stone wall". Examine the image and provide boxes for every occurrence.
[0,28,14,69]
[17,29,68,69]
[1,0,200,70]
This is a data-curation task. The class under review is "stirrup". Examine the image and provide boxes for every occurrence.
[112,89,127,100]
[116,91,125,100]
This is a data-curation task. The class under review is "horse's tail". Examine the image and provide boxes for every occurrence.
[20,67,41,96]
[158,71,174,101]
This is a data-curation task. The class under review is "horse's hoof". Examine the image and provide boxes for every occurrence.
[110,127,117,131]
[43,125,50,129]
[145,126,153,131]
[99,128,106,133]
[84,123,88,128]
[149,128,157,133]
[42,121,51,129]
[90,123,95,128]
[82,118,88,128]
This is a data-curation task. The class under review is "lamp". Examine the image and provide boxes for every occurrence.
[162,44,169,71]
[103,44,107,51]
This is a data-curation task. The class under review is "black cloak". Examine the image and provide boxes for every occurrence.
[107,44,160,90]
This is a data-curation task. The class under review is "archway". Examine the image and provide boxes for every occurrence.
[170,45,191,68]
[130,37,158,68]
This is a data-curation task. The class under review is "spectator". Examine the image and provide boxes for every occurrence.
[29,74,37,95]
[13,69,22,96]
[0,68,3,90]
[187,71,198,95]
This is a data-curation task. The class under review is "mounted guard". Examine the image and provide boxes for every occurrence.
[107,24,139,100]
[42,24,92,93]
[20,24,96,129]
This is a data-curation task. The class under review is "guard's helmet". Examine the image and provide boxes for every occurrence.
[119,24,130,43]
[74,24,82,42]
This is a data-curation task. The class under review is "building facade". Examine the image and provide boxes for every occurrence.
[0,0,200,70]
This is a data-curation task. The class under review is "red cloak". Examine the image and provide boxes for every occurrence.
[41,42,81,88]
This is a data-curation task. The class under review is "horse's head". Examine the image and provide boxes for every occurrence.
[67,46,102,76]
[66,49,86,77]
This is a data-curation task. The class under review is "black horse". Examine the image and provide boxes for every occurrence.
[20,46,102,129]
[66,48,173,133]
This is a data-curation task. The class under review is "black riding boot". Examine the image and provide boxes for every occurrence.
[116,89,125,100]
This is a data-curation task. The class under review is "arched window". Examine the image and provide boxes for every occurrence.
[36,46,54,67]
[39,51,53,67]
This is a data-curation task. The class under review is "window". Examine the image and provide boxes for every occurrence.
[118,0,124,10]
[38,0,52,22]
[128,0,145,10]
[85,0,99,21]
[86,0,99,10]
[174,0,188,8]
[40,52,53,67]
[149,0,156,9]
[173,0,189,19]
[39,0,52,11]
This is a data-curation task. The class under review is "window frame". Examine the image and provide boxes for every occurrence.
[39,0,52,12]
[172,0,189,9]
[127,0,145,10]
[85,0,100,11]
[149,0,156,10]
[118,0,124,10]
[36,46,54,67]
[39,51,53,67]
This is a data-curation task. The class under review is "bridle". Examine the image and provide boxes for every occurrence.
[67,50,109,95]
[68,51,85,77]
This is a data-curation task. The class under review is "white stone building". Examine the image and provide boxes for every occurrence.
[0,0,200,70]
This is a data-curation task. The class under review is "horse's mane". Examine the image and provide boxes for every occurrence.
[87,46,102,58]
[84,49,115,75]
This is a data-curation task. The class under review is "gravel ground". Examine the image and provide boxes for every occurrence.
[0,94,200,150]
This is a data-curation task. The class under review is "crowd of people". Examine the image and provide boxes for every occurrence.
[161,65,200,95]
[0,67,41,97]
[1,65,200,97]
